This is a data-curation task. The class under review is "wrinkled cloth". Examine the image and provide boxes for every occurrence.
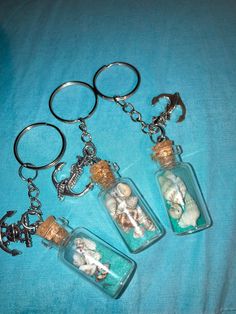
[0,1,236,313]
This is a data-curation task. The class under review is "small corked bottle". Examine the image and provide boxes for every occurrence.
[90,160,164,253]
[36,216,136,298]
[152,139,212,235]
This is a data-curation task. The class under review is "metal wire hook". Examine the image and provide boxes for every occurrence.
[151,92,186,124]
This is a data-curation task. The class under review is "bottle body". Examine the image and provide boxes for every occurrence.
[99,178,164,253]
[156,162,211,235]
[58,227,136,298]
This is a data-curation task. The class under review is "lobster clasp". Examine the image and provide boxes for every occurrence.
[151,92,186,125]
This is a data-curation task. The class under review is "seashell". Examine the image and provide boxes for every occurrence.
[79,264,97,276]
[105,195,117,217]
[74,237,84,248]
[178,192,200,228]
[159,175,185,206]
[96,263,110,281]
[126,196,139,208]
[133,225,145,238]
[116,213,135,229]
[143,220,156,231]
[83,251,102,265]
[164,171,187,198]
[82,237,97,251]
[136,206,156,231]
[169,203,183,219]
[73,253,85,267]
[116,183,132,198]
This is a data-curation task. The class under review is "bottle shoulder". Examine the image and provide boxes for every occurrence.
[156,161,193,176]
[98,177,134,196]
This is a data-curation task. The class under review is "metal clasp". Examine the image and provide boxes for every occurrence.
[151,92,186,126]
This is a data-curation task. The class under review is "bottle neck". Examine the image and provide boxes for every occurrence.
[36,216,70,248]
[155,155,181,170]
[152,140,182,170]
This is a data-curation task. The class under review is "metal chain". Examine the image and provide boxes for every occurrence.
[114,93,186,143]
[78,118,93,143]
[114,98,165,142]
[78,118,98,162]
[19,176,43,234]
[27,179,42,214]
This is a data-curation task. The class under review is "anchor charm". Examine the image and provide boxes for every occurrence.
[151,92,186,126]
[52,145,98,200]
[0,210,32,256]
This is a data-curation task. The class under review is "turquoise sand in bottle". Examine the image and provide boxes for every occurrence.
[152,139,212,235]
[36,216,136,298]
[90,160,164,253]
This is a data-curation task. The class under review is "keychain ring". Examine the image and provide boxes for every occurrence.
[14,122,66,170]
[93,61,141,101]
[49,81,98,123]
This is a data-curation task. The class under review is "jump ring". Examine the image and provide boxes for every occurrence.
[150,126,166,143]
[93,61,141,102]
[18,165,38,181]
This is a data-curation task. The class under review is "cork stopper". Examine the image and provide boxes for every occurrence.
[152,139,175,166]
[36,216,69,246]
[90,160,116,189]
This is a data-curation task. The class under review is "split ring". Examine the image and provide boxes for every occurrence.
[14,122,66,170]
[93,61,141,101]
[49,81,98,123]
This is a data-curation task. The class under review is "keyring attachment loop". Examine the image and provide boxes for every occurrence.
[150,125,167,144]
[18,164,38,181]
[14,122,66,170]
[20,210,43,232]
[49,81,98,124]
[93,61,141,101]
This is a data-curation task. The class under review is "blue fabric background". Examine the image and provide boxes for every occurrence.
[0,0,236,313]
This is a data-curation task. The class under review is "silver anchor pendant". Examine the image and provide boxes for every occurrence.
[0,210,32,256]
[52,153,97,200]
[152,92,186,126]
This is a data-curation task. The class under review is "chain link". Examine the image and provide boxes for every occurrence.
[17,176,44,234]
[114,98,164,142]
[78,119,98,161]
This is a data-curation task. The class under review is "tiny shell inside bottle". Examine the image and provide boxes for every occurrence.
[152,140,212,235]
[36,216,136,298]
[90,160,164,253]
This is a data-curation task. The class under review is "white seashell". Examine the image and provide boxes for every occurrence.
[105,195,117,217]
[73,253,85,267]
[83,250,101,265]
[116,183,132,198]
[159,176,185,206]
[178,192,200,228]
[74,237,84,248]
[117,200,128,214]
[169,203,183,219]
[133,225,145,238]
[126,196,138,208]
[164,171,187,199]
[79,264,97,276]
[82,238,97,251]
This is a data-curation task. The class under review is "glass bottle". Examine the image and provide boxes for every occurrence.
[90,160,165,253]
[152,139,212,235]
[36,216,136,299]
